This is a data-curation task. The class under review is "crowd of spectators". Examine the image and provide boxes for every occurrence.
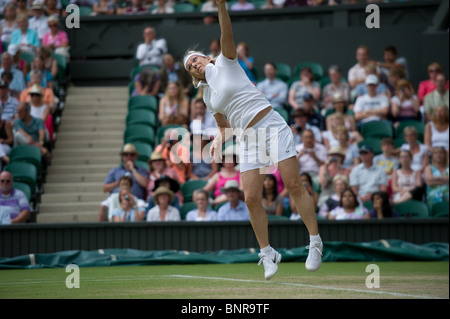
[0,0,69,224]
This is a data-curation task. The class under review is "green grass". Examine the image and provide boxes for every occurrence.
[0,262,448,299]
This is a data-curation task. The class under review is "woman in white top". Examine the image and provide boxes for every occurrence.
[146,186,181,221]
[391,150,423,204]
[400,126,429,174]
[183,1,322,279]
[424,105,449,158]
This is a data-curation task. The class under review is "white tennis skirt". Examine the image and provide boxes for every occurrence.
[238,108,297,173]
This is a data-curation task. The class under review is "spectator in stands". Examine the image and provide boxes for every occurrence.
[261,174,283,216]
[288,67,321,110]
[41,15,70,60]
[20,70,55,112]
[328,188,370,220]
[131,67,160,97]
[378,45,409,81]
[230,0,255,11]
[120,0,148,14]
[146,174,182,214]
[256,62,288,109]
[46,0,67,16]
[290,172,318,219]
[354,63,388,98]
[37,46,58,81]
[369,191,398,219]
[0,78,19,123]
[318,174,348,219]
[10,14,40,55]
[290,108,322,145]
[159,53,193,98]
[0,105,13,164]
[348,45,377,90]
[423,73,449,122]
[418,62,449,106]
[399,126,429,174]
[321,65,350,111]
[201,0,223,12]
[185,189,218,221]
[373,137,398,177]
[13,102,49,156]
[190,131,218,181]
[283,0,307,7]
[0,53,27,97]
[349,145,388,204]
[189,98,218,138]
[28,84,53,142]
[208,38,221,60]
[150,0,174,14]
[154,127,191,184]
[0,171,30,224]
[27,56,55,89]
[28,1,49,41]
[0,3,18,45]
[8,44,30,80]
[111,187,146,222]
[146,151,179,201]
[325,92,356,132]
[236,42,256,83]
[424,146,449,208]
[391,150,423,204]
[424,105,449,158]
[216,180,249,221]
[301,92,325,131]
[106,175,146,221]
[146,186,181,221]
[318,145,348,207]
[353,74,389,128]
[136,26,168,68]
[386,66,406,100]
[158,81,189,127]
[98,143,149,221]
[296,129,327,186]
[335,125,360,171]
[15,0,30,17]
[322,114,362,150]
[390,79,420,126]
[203,144,241,206]
[261,0,283,9]
[93,0,116,15]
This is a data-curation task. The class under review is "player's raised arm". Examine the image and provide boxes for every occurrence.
[216,0,236,60]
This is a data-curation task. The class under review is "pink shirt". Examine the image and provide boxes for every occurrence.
[418,79,449,105]
[42,31,69,47]
[214,171,240,197]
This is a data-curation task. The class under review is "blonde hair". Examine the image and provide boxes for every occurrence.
[183,48,217,88]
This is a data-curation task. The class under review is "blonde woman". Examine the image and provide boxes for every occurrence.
[183,0,322,280]
[158,81,189,127]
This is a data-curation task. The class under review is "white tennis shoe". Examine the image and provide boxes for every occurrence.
[258,250,282,280]
[305,240,323,272]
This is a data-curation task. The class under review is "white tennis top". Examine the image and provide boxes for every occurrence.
[202,53,270,135]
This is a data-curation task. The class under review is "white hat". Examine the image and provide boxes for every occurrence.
[365,74,379,85]
[220,180,240,194]
[31,0,45,10]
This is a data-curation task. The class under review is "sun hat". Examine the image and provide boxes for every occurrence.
[153,186,175,205]
[220,180,240,194]
[120,143,139,156]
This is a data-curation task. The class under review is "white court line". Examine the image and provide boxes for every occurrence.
[169,275,444,299]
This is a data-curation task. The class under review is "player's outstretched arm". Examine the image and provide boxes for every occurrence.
[217,0,236,60]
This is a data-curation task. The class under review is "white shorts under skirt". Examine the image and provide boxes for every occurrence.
[238,108,297,173]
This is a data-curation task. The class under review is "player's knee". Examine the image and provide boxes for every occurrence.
[284,178,303,195]
[244,193,262,209]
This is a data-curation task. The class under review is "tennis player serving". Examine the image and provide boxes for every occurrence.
[183,0,323,280]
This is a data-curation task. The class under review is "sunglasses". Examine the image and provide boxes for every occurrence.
[1,179,11,183]
[122,153,136,157]
[428,69,440,73]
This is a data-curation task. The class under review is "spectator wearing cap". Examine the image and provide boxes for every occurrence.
[288,66,321,111]
[353,74,389,128]
[28,0,50,41]
[10,14,40,55]
[0,52,27,97]
[0,78,19,123]
[146,186,181,222]
[290,108,322,145]
[8,44,30,79]
[301,92,325,131]
[256,62,288,109]
[19,70,56,112]
[98,143,149,221]
[0,171,30,224]
[354,63,388,98]
[349,145,388,203]
[216,180,249,221]
[145,174,182,214]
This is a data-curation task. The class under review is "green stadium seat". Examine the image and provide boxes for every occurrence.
[5,162,37,195]
[430,201,449,218]
[180,202,198,220]
[128,95,158,113]
[52,53,67,83]
[79,6,93,16]
[13,182,32,201]
[130,141,153,163]
[124,124,156,147]
[126,109,157,128]
[394,120,425,142]
[274,107,289,124]
[173,3,195,12]
[181,180,208,203]
[275,62,292,82]
[267,215,289,220]
[293,62,324,81]
[394,200,430,218]
[360,121,394,139]
[9,145,42,174]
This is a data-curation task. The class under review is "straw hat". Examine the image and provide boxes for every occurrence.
[220,180,240,194]
[328,146,345,157]
[28,84,43,96]
[120,143,139,156]
[153,186,175,205]
[149,151,164,162]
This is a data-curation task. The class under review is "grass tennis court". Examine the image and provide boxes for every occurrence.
[0,261,448,299]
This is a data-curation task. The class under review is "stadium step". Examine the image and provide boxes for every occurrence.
[36,86,128,224]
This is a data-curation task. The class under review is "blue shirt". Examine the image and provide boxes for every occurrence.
[111,207,138,222]
[349,163,388,197]
[217,200,250,221]
[256,78,288,109]
[0,188,30,224]
[186,209,218,221]
[104,165,149,200]
[14,116,45,142]
[1,95,19,121]
[0,68,27,94]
